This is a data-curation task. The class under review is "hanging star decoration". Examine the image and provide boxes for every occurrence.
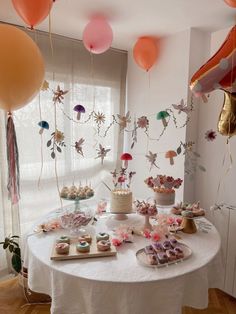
[94,112,106,125]
[53,85,69,104]
[75,138,85,156]
[172,99,191,114]
[117,111,131,131]
[41,80,49,91]
[95,144,111,164]
[47,129,66,159]
[145,151,159,170]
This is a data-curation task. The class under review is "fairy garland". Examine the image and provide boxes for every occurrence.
[37,81,205,172]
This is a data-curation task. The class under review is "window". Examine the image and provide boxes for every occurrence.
[13,31,127,233]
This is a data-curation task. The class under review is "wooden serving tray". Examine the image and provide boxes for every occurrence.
[51,237,117,261]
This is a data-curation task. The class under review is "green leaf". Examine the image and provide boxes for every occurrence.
[3,242,9,249]
[51,151,55,159]
[11,241,19,247]
[56,146,62,153]
[9,244,14,252]
[11,254,22,273]
[13,247,21,257]
[198,165,206,172]
[177,146,182,155]
[47,140,52,147]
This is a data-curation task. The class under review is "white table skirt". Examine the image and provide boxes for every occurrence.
[24,212,222,314]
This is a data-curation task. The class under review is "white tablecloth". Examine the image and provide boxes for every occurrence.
[24,212,222,314]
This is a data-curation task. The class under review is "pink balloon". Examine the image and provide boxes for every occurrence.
[83,18,113,54]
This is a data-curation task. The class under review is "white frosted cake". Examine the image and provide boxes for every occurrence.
[110,189,133,213]
[154,190,175,206]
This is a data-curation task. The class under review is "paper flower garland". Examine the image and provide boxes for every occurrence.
[94,111,106,124]
[47,130,66,159]
[205,129,217,141]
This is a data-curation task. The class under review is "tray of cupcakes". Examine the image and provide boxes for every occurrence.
[136,238,192,268]
[60,184,94,201]
[51,233,117,261]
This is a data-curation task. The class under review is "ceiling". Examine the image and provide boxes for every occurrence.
[0,0,235,50]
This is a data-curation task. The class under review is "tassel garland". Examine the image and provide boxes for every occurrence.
[6,113,20,204]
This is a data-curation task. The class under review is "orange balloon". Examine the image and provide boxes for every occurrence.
[224,0,236,8]
[133,37,159,71]
[0,24,45,112]
[12,0,53,29]
[190,25,236,95]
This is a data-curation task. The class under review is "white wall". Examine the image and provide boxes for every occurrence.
[126,30,192,200]
[194,27,236,297]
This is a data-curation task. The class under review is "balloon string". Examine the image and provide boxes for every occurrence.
[54,103,63,208]
[37,93,44,189]
[49,10,54,58]
[90,50,98,148]
[216,138,233,203]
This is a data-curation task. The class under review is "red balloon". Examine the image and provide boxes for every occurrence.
[133,37,159,71]
[224,0,236,8]
[12,0,53,29]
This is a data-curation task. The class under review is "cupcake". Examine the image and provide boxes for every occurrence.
[60,187,69,198]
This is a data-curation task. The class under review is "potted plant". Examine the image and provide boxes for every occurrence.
[0,235,21,273]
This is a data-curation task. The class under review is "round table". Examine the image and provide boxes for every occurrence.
[24,210,222,314]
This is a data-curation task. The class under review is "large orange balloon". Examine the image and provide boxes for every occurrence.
[12,0,53,29]
[133,37,159,71]
[224,0,236,8]
[190,25,236,96]
[0,24,45,112]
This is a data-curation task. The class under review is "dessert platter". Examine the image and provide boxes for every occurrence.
[136,238,192,268]
[51,232,117,261]
[60,184,94,201]
[171,201,205,217]
[135,200,158,230]
[145,175,182,206]
[60,184,95,210]
[171,202,206,234]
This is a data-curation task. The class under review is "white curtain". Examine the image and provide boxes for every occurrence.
[0,28,127,272]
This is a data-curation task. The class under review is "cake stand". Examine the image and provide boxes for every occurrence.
[109,211,135,221]
[61,195,94,211]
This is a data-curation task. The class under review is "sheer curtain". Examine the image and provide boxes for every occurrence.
[0,27,127,264]
[15,31,127,233]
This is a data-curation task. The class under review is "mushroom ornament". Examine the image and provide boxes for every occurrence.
[38,121,49,134]
[74,104,85,120]
[165,150,177,165]
[156,111,170,127]
[120,153,132,168]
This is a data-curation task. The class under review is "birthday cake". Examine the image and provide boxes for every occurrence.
[110,189,133,213]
